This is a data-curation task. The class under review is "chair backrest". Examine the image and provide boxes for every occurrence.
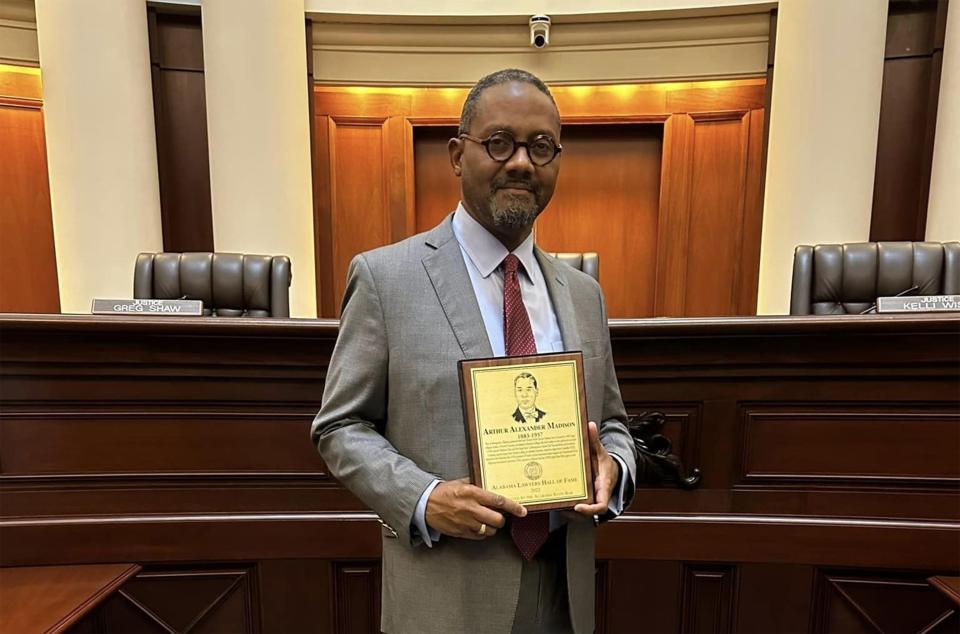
[548,252,599,282]
[789,241,960,315]
[134,252,292,317]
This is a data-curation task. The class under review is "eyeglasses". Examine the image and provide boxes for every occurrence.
[459,130,562,167]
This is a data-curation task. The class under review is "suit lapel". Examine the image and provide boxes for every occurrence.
[422,215,494,359]
[535,249,583,353]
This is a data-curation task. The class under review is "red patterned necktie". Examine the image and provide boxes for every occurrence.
[502,253,550,561]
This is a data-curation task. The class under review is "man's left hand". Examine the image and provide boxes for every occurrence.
[573,421,619,518]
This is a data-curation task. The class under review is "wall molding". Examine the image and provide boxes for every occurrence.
[0,0,37,66]
[311,10,770,86]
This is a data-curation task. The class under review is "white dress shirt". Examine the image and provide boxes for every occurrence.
[413,203,627,546]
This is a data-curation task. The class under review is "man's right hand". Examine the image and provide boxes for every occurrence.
[426,477,527,540]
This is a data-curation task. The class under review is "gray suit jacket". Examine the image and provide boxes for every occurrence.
[311,215,637,634]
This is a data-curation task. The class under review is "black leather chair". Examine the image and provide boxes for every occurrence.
[134,252,292,317]
[549,252,599,282]
[789,241,960,315]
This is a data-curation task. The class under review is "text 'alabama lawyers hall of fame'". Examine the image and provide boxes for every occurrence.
[458,352,594,512]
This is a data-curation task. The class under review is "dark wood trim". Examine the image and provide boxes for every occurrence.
[314,116,336,317]
[0,95,42,110]
[329,115,390,126]
[0,311,955,338]
[600,516,959,569]
[870,0,948,241]
[147,5,214,253]
[688,110,749,122]
[0,515,382,566]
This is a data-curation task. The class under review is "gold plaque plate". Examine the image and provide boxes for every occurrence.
[458,352,593,512]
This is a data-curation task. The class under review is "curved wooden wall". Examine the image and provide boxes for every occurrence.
[1,313,957,632]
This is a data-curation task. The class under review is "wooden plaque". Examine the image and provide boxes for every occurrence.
[458,352,594,512]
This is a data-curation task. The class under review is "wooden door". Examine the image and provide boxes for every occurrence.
[536,123,662,318]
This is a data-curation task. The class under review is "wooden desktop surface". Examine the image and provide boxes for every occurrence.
[0,313,957,633]
[0,564,140,634]
[930,576,960,607]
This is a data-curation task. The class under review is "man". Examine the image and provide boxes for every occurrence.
[513,372,547,423]
[311,68,638,633]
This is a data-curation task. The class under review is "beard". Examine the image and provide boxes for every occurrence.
[487,178,542,228]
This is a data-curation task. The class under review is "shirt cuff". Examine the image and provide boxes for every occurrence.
[412,479,442,547]
[607,454,629,517]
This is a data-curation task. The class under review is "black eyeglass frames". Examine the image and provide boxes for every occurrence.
[459,131,562,166]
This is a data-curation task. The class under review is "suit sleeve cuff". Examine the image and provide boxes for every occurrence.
[607,454,630,517]
[412,479,442,547]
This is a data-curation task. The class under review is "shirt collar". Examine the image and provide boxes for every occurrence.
[452,202,537,281]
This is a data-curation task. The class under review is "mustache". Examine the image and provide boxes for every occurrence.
[491,177,540,195]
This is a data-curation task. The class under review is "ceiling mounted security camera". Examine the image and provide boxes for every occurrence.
[529,15,551,49]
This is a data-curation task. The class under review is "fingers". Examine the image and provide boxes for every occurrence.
[588,420,601,447]
[428,480,528,540]
[587,421,602,472]
[574,501,606,515]
[457,506,502,540]
[589,421,608,460]
[574,476,611,515]
[473,504,507,529]
[475,520,497,539]
[576,426,614,518]
[460,521,498,540]
[475,488,527,518]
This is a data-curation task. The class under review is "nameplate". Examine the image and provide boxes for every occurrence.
[877,295,960,313]
[91,298,203,316]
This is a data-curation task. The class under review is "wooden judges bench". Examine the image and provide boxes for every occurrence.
[0,313,957,633]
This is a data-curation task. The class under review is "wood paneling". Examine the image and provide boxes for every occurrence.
[0,406,326,475]
[313,114,336,316]
[148,8,214,253]
[812,570,959,634]
[870,0,948,242]
[313,80,767,319]
[536,124,662,317]
[734,564,812,634]
[259,559,334,634]
[0,83,59,313]
[2,313,957,632]
[738,108,766,315]
[333,562,381,634]
[413,125,459,233]
[594,560,609,633]
[603,560,681,634]
[98,565,258,633]
[739,404,960,487]
[654,113,694,317]
[329,119,391,312]
[685,113,750,316]
[680,564,737,633]
[656,110,765,317]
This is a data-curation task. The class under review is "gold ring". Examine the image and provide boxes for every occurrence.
[478,523,487,536]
